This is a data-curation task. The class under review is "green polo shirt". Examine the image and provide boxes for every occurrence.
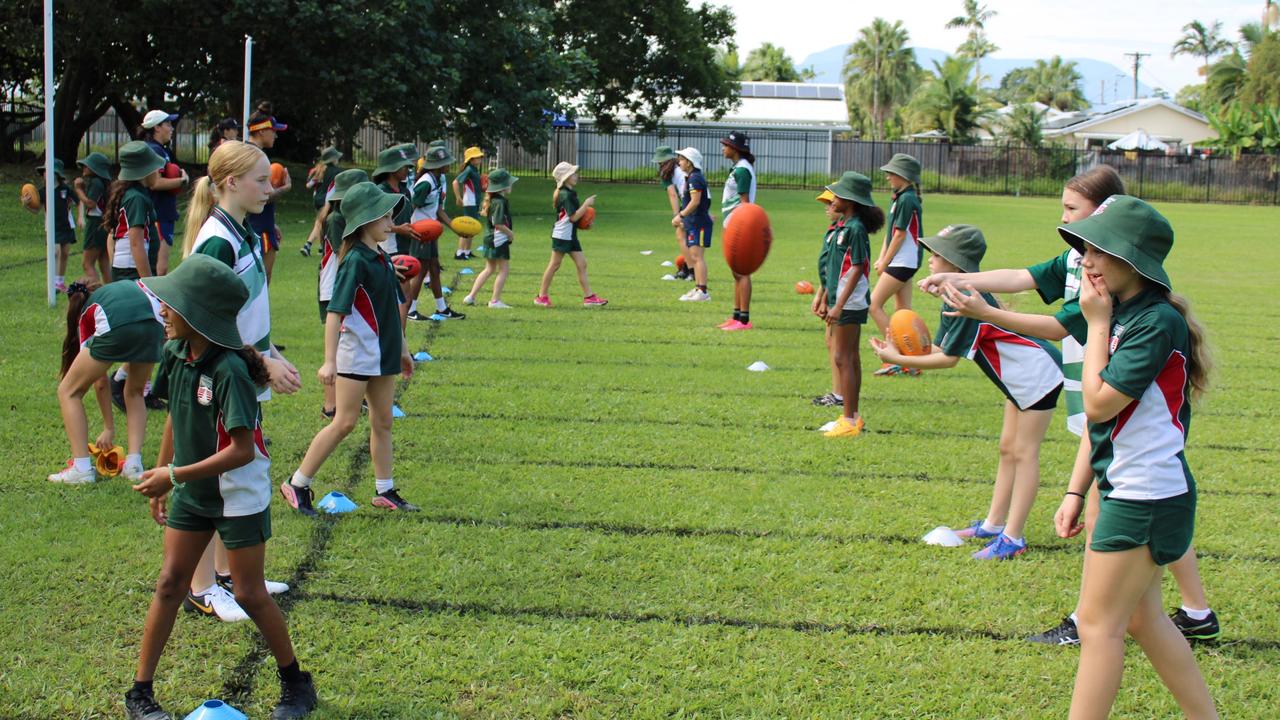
[378,179,414,254]
[552,187,579,242]
[1028,248,1088,433]
[39,182,78,241]
[456,165,482,208]
[112,185,159,271]
[485,196,512,246]
[1089,289,1195,501]
[313,164,341,207]
[886,186,923,267]
[329,243,405,376]
[83,176,107,215]
[192,207,271,354]
[817,222,836,290]
[823,218,871,310]
[153,339,269,517]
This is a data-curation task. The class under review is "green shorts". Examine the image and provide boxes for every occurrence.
[413,239,439,261]
[1091,489,1196,566]
[86,320,164,364]
[55,231,76,246]
[830,307,868,326]
[552,237,582,254]
[318,299,330,324]
[166,498,272,549]
[112,266,141,281]
[83,221,108,252]
[462,206,480,220]
[484,242,510,260]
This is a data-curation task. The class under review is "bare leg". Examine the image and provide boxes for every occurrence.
[736,273,752,314]
[57,351,113,460]
[298,377,368,478]
[135,528,216,682]
[227,542,296,666]
[156,242,170,277]
[985,402,1020,528]
[468,261,496,300]
[539,252,565,297]
[868,273,906,337]
[825,325,840,395]
[121,361,154,456]
[426,258,443,301]
[189,540,217,595]
[570,251,592,296]
[1003,407,1053,540]
[894,277,913,312]
[1128,569,1218,718]
[57,244,70,277]
[490,259,510,302]
[82,248,102,283]
[690,246,707,287]
[1169,546,1210,611]
[833,323,862,419]
[363,376,397,480]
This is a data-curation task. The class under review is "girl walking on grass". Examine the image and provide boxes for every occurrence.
[535,162,606,307]
[870,153,923,376]
[463,169,518,309]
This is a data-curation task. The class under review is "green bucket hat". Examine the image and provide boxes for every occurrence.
[825,171,875,207]
[340,182,404,239]
[118,141,165,181]
[330,169,370,202]
[374,146,417,177]
[1057,195,1173,291]
[37,158,67,180]
[421,145,454,170]
[880,153,922,186]
[486,168,518,193]
[919,224,987,274]
[319,146,343,164]
[651,145,677,163]
[427,139,447,148]
[76,152,112,181]
[141,254,248,349]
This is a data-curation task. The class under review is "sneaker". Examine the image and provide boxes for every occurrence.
[462,295,476,306]
[723,320,752,331]
[684,290,711,302]
[216,572,290,596]
[954,520,1004,540]
[122,462,144,482]
[144,393,166,411]
[406,310,428,322]
[489,300,512,309]
[183,585,249,622]
[534,295,552,307]
[823,415,865,438]
[972,533,1028,560]
[873,363,902,377]
[48,464,96,484]
[320,406,335,419]
[454,251,467,261]
[271,671,318,720]
[124,686,172,720]
[438,307,466,319]
[1027,616,1080,646]
[904,367,924,377]
[812,392,843,407]
[109,375,126,410]
[717,318,737,329]
[371,488,420,511]
[582,294,608,307]
[280,481,318,517]
[298,243,311,257]
[1170,608,1221,643]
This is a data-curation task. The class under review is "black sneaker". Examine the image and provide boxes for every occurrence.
[1026,617,1080,646]
[321,406,336,419]
[143,393,166,411]
[271,671,318,720]
[407,310,428,322]
[454,251,467,261]
[280,481,318,517]
[1170,608,1221,643]
[812,392,843,407]
[439,307,466,319]
[124,686,172,720]
[298,243,311,257]
[372,488,420,511]
[109,375,126,411]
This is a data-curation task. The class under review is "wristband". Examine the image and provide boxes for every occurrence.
[167,462,178,485]
[1065,490,1086,500]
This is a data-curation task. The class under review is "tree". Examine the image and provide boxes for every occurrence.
[998,104,1046,147]
[1206,50,1248,106]
[908,56,992,143]
[1238,32,1280,107]
[842,18,920,140]
[739,42,814,82]
[716,47,742,81]
[995,57,1085,111]
[1175,83,1206,112]
[1208,102,1262,158]
[1171,20,1233,77]
[945,0,999,82]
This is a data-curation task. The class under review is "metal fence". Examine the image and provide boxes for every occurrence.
[16,112,1280,205]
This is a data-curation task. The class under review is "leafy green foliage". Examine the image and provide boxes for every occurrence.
[944,0,999,81]
[842,18,920,141]
[1171,19,1234,76]
[995,57,1086,111]
[739,42,814,82]
[1238,32,1280,107]
[908,56,993,143]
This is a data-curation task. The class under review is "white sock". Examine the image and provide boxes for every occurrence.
[1069,612,1079,624]
[1181,606,1212,621]
[409,300,418,313]
[143,380,152,395]
[125,453,142,468]
[191,584,214,597]
[290,470,313,488]
[1004,533,1025,546]
[56,275,64,284]
[435,297,447,312]
[375,478,394,494]
[832,393,843,401]
[981,520,1005,534]
[73,456,92,472]
[114,368,128,381]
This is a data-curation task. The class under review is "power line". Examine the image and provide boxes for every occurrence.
[1124,51,1150,100]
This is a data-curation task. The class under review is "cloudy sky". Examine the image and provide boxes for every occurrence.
[722,0,1266,93]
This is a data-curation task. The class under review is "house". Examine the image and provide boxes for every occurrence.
[1041,98,1215,149]
[653,82,851,132]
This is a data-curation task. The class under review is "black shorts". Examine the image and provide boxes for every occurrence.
[1025,383,1063,412]
[883,265,918,282]
[337,372,374,382]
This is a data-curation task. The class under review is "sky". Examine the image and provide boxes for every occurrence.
[720,0,1266,94]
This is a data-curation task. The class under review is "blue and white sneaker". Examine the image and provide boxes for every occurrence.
[972,533,1028,560]
[954,520,1003,541]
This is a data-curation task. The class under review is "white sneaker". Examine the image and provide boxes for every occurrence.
[48,465,96,484]
[489,300,512,309]
[216,573,290,595]
[678,288,696,301]
[122,462,144,482]
[686,290,711,302]
[186,585,249,622]
[462,295,476,306]
[265,579,290,595]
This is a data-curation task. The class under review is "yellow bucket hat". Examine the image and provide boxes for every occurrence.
[463,146,485,163]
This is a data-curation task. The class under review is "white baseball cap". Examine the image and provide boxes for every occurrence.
[675,147,703,171]
[142,109,180,129]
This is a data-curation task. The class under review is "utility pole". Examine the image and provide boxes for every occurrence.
[1099,79,1105,105]
[1124,51,1150,100]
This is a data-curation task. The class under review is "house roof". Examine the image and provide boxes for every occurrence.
[607,82,851,131]
[1043,98,1208,136]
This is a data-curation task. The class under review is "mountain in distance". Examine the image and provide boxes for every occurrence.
[799,45,1155,107]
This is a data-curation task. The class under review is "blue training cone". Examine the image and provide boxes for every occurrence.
[459,267,475,275]
[184,700,248,720]
[392,403,406,419]
[316,491,358,514]
[429,313,447,321]
[441,286,452,295]
[413,351,434,362]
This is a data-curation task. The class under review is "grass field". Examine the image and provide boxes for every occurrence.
[1,170,1277,719]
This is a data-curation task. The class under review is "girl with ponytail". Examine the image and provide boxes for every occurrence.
[49,278,164,485]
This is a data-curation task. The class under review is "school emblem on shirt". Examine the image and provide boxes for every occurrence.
[1109,325,1126,355]
[197,375,214,405]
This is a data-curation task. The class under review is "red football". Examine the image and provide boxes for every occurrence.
[575,206,595,230]
[161,162,183,195]
[411,219,443,242]
[392,254,421,280]
[722,203,772,275]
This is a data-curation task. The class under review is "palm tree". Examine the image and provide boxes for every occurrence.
[740,43,813,82]
[1000,104,1046,147]
[1172,20,1233,76]
[1026,57,1086,111]
[909,56,992,143]
[945,0,999,81]
[1207,50,1247,105]
[842,18,919,140]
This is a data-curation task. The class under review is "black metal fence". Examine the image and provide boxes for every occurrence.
[19,113,1280,205]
